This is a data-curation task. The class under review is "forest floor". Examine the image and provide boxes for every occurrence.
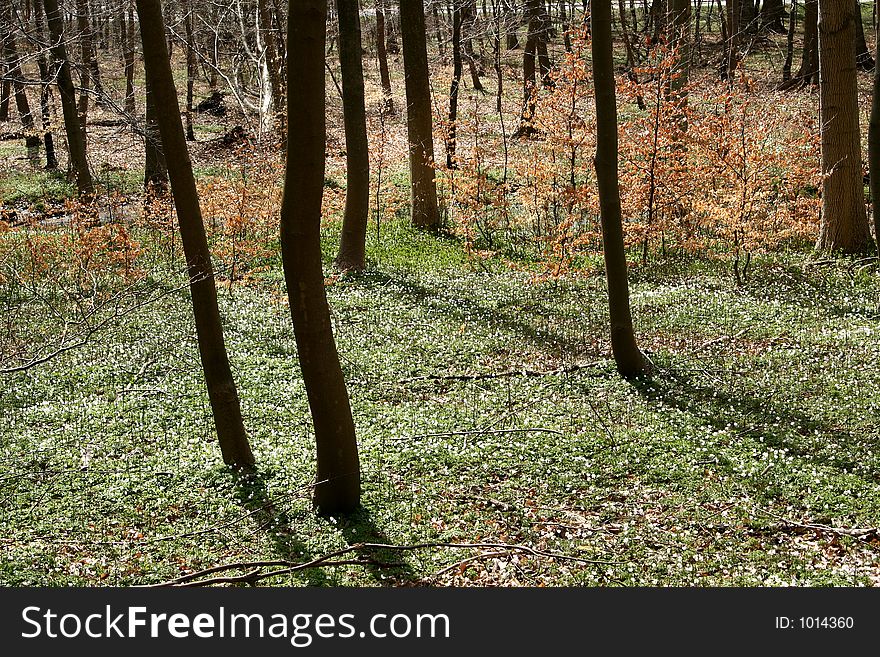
[1,216,879,586]
[2,19,880,586]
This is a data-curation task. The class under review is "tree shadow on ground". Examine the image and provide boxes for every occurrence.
[232,470,422,586]
[336,506,423,586]
[232,469,332,586]
[629,363,879,483]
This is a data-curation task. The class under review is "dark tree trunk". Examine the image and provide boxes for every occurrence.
[32,0,58,169]
[591,0,650,378]
[1,1,41,163]
[794,0,820,85]
[448,3,463,167]
[258,0,285,139]
[184,0,196,141]
[135,0,256,468]
[782,0,797,82]
[76,0,93,140]
[121,1,136,116]
[282,0,361,514]
[335,0,370,271]
[817,0,872,253]
[760,0,787,32]
[400,0,442,229]
[44,0,93,195]
[143,76,168,193]
[870,15,880,249]
[376,0,394,113]
[462,0,484,90]
[854,0,874,70]
[516,1,540,136]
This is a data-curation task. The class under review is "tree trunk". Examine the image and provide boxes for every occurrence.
[376,0,394,113]
[591,0,650,378]
[760,0,787,32]
[121,0,136,116]
[282,0,361,514]
[794,0,820,85]
[400,0,442,229]
[1,2,41,164]
[143,75,168,193]
[258,0,285,139]
[448,3,463,168]
[76,0,93,142]
[782,0,797,82]
[668,0,691,107]
[516,1,539,136]
[44,0,93,195]
[869,15,880,249]
[335,0,370,271]
[462,0,484,91]
[854,0,875,70]
[135,0,256,468]
[817,0,872,253]
[32,0,58,169]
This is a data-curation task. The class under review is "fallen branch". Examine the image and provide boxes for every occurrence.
[694,328,749,353]
[757,509,880,540]
[144,540,624,587]
[401,361,605,383]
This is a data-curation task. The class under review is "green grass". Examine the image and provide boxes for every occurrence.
[0,169,75,210]
[1,217,879,587]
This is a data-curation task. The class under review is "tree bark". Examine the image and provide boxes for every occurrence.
[1,1,41,163]
[282,0,361,514]
[760,0,787,32]
[794,0,820,85]
[121,0,136,116]
[854,0,874,70]
[32,0,58,169]
[44,0,93,195]
[400,0,442,229]
[591,0,650,378]
[135,0,256,468]
[817,0,872,253]
[75,0,93,142]
[376,0,394,113]
[143,75,168,193]
[447,2,463,168]
[335,0,370,271]
[870,14,880,249]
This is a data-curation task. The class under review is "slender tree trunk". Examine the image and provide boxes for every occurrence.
[817,0,872,253]
[591,0,649,378]
[869,15,880,249]
[76,0,93,141]
[121,1,136,116]
[32,0,58,169]
[794,0,820,85]
[448,3,463,167]
[854,0,875,70]
[282,0,361,514]
[782,0,797,82]
[462,0,484,90]
[400,0,442,229]
[1,2,41,163]
[44,0,93,195]
[258,0,285,139]
[668,0,691,107]
[335,0,370,271]
[135,0,256,468]
[376,0,394,113]
[516,1,539,136]
[184,0,196,141]
[143,75,168,192]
